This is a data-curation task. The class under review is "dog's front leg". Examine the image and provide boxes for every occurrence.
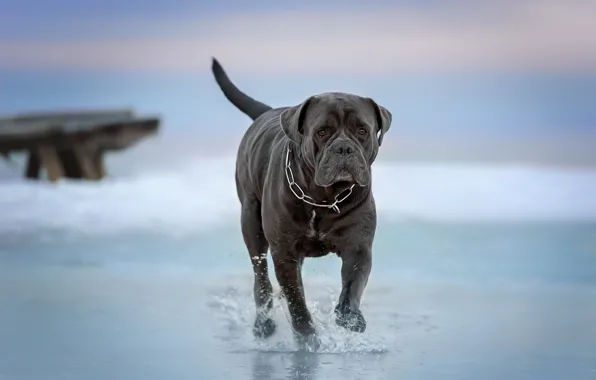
[272,253,318,348]
[335,247,372,333]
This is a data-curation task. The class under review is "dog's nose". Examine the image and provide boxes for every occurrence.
[333,142,354,156]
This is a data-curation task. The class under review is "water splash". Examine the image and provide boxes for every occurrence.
[207,282,390,354]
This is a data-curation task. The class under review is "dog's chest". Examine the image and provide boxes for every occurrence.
[300,210,334,257]
[306,210,322,239]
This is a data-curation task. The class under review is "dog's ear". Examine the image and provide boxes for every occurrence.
[367,98,392,146]
[280,96,314,144]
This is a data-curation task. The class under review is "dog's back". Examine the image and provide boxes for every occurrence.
[211,58,287,202]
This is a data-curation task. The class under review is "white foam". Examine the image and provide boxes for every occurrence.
[207,275,391,354]
[1,157,595,234]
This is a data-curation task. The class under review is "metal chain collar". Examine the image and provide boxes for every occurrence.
[284,148,355,213]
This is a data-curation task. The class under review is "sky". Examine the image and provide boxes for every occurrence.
[3,0,596,73]
[0,0,595,167]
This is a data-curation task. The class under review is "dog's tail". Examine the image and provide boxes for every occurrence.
[211,58,273,121]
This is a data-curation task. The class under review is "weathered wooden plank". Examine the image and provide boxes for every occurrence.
[88,118,161,151]
[0,117,160,152]
[0,109,134,125]
[0,113,140,139]
[0,108,160,183]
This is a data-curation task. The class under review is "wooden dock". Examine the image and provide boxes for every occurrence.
[0,109,160,182]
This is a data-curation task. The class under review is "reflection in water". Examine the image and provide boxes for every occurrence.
[251,352,275,380]
[287,352,319,380]
[252,351,320,380]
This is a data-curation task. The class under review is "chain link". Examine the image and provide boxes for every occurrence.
[284,148,355,213]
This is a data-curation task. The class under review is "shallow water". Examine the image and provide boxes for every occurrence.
[2,160,596,379]
[1,221,595,380]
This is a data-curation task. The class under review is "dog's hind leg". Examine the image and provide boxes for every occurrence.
[240,195,275,338]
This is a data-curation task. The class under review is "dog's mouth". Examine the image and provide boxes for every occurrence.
[314,153,371,188]
[332,169,354,184]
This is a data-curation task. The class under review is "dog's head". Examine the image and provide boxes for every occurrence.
[280,92,392,188]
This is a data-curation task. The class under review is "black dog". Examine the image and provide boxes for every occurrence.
[211,58,392,348]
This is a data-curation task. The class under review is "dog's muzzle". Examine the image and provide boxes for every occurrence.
[314,139,370,187]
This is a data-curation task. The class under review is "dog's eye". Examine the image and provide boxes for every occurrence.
[317,128,328,137]
[357,128,367,135]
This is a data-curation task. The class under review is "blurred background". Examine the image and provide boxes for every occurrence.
[1,1,596,379]
[1,0,596,175]
[1,0,595,223]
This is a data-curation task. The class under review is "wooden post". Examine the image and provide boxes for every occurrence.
[58,149,83,179]
[93,150,106,179]
[38,145,65,182]
[73,145,102,180]
[25,150,41,179]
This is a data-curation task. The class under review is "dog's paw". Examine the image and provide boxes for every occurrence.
[334,304,367,333]
[253,315,276,338]
[295,332,321,352]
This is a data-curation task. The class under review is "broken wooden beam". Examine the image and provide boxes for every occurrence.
[0,108,161,182]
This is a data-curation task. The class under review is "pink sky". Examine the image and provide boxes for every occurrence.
[1,0,595,74]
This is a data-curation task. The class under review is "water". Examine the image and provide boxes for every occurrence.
[1,158,596,380]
